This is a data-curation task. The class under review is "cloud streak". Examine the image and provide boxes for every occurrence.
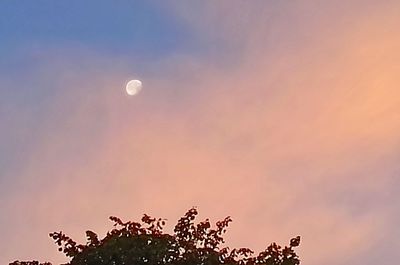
[2,1,400,265]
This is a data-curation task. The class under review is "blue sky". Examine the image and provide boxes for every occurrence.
[0,1,191,104]
[0,1,193,58]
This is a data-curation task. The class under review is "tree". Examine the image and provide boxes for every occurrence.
[10,208,300,265]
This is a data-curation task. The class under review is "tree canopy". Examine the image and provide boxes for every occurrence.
[10,208,300,265]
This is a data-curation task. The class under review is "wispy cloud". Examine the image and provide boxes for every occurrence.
[2,1,400,264]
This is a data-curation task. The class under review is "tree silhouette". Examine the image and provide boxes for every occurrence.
[10,208,300,265]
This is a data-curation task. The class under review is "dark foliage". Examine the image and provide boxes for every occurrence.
[10,208,300,265]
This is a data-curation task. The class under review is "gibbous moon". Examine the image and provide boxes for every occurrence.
[126,79,142,96]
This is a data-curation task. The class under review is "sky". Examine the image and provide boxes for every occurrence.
[1,1,400,264]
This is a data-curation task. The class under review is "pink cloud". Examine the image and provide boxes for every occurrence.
[3,2,400,265]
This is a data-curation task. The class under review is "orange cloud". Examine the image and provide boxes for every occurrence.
[3,2,400,265]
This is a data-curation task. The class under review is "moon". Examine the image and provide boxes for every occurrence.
[126,79,142,96]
